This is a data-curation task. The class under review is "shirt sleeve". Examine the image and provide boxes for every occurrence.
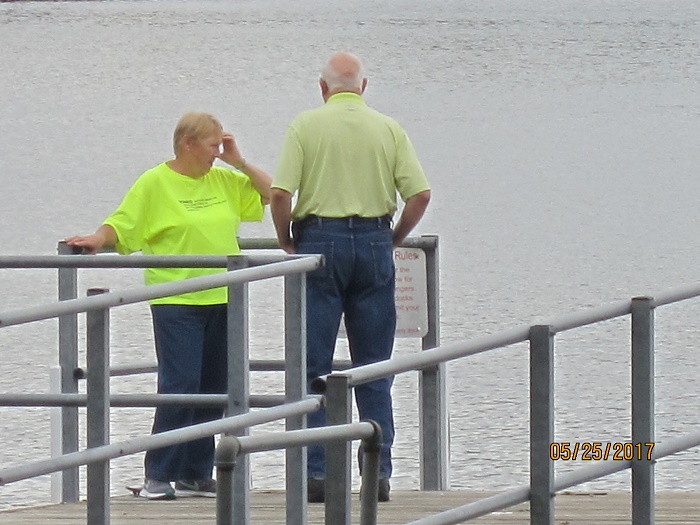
[393,130,431,201]
[102,179,148,255]
[230,169,265,222]
[271,124,304,194]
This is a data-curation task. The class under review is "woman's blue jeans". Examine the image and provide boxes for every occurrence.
[145,304,228,482]
[295,216,396,480]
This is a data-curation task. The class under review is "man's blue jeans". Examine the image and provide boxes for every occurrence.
[295,216,396,480]
[145,304,228,482]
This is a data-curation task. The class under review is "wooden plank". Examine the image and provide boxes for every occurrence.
[0,491,698,524]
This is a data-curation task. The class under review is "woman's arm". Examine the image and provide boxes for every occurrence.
[220,132,272,204]
[65,224,118,254]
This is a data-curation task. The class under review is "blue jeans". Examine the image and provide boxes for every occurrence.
[145,304,228,482]
[295,216,396,479]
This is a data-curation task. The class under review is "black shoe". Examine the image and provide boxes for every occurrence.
[378,479,391,502]
[359,478,391,502]
[308,478,325,503]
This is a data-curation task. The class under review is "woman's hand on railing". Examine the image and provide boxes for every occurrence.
[65,225,117,254]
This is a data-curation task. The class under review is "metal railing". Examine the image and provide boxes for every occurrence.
[311,286,700,525]
[0,248,323,524]
[0,236,442,525]
[215,421,384,525]
[1,236,698,525]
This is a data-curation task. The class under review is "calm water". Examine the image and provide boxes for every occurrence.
[2,0,700,510]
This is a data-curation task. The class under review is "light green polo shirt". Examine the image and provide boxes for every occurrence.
[272,92,429,220]
[104,162,264,305]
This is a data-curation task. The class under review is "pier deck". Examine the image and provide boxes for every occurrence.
[0,490,698,524]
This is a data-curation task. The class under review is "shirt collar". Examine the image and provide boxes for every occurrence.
[326,92,366,105]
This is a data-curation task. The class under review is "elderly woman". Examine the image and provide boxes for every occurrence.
[67,112,271,500]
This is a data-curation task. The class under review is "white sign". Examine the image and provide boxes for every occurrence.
[394,247,428,338]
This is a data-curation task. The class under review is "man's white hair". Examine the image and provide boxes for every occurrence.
[320,52,365,92]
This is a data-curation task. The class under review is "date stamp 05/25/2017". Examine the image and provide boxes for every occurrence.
[550,442,655,461]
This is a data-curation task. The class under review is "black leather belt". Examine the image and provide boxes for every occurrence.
[294,214,392,229]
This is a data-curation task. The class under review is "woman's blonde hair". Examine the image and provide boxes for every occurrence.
[173,112,223,154]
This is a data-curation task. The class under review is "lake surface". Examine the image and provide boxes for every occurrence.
[1,0,700,510]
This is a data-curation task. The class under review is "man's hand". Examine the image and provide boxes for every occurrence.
[278,238,296,254]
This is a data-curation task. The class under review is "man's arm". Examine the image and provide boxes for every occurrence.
[270,187,296,253]
[391,189,431,248]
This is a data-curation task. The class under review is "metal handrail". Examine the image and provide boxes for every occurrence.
[309,286,700,525]
[0,239,441,525]
[0,255,322,327]
[312,289,700,392]
[3,243,698,524]
[71,358,352,378]
[0,397,321,485]
[0,393,287,408]
[0,253,311,268]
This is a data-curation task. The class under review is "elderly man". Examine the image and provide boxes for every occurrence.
[271,51,431,503]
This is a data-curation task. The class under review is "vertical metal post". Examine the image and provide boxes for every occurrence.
[530,325,555,525]
[359,421,382,525]
[631,297,655,525]
[418,236,447,490]
[325,374,352,525]
[216,436,241,525]
[49,365,62,503]
[226,256,250,525]
[285,272,307,525]
[57,241,80,503]
[86,288,110,525]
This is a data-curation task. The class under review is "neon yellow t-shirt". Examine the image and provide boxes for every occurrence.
[272,92,430,220]
[103,162,264,305]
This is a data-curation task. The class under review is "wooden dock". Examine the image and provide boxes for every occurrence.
[0,490,698,524]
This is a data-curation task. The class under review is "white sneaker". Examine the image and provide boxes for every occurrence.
[140,479,176,500]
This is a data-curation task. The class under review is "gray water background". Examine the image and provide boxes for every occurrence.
[1,0,700,510]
